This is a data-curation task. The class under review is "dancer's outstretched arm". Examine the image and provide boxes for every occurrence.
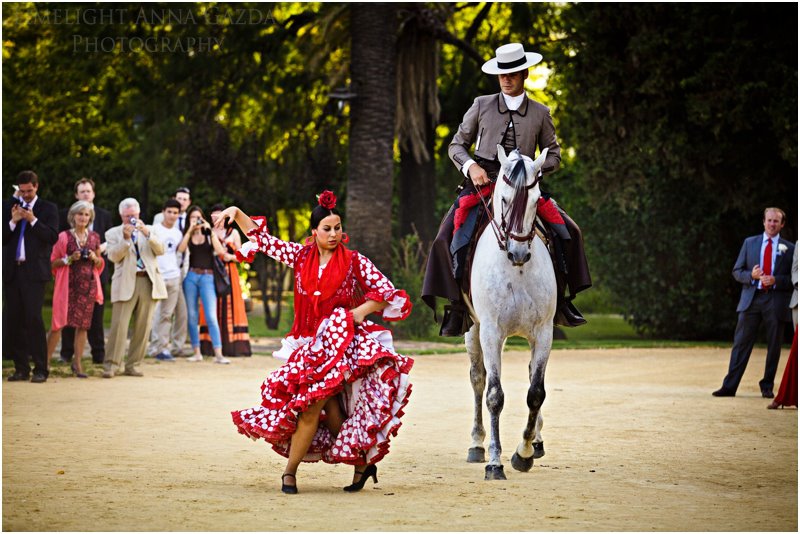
[215,206,256,234]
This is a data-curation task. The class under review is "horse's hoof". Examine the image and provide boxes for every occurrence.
[467,447,486,463]
[484,464,507,480]
[511,452,534,472]
[533,442,545,459]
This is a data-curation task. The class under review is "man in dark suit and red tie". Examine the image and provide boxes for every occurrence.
[713,207,796,398]
[3,170,59,383]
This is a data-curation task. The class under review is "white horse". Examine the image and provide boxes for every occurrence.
[464,145,557,480]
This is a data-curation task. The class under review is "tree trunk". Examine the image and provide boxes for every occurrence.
[395,7,441,249]
[399,114,437,247]
[346,4,398,272]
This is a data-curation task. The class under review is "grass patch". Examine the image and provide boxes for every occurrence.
[23,306,732,364]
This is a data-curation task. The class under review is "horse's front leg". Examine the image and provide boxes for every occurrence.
[479,324,506,480]
[465,325,486,463]
[512,327,553,472]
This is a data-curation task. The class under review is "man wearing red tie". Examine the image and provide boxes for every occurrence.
[714,207,795,398]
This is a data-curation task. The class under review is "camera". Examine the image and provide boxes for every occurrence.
[195,219,203,226]
[129,217,137,225]
[10,197,29,210]
[80,248,90,261]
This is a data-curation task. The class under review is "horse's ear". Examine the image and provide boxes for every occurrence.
[497,144,508,167]
[533,148,549,171]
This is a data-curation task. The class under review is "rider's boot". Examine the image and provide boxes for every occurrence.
[440,301,469,337]
[552,237,586,328]
[555,289,587,327]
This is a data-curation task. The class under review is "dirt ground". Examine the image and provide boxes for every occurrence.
[2,343,797,532]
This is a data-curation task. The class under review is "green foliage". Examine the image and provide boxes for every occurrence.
[554,3,798,339]
[572,284,620,315]
[390,231,438,339]
[2,2,349,219]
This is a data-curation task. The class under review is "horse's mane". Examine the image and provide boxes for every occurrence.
[505,156,530,233]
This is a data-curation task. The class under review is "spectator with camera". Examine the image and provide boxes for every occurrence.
[46,201,105,378]
[148,199,185,362]
[58,178,112,366]
[3,170,59,383]
[177,205,230,364]
[151,186,191,357]
[103,198,167,378]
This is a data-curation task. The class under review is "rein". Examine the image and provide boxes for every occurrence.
[476,184,506,251]
[477,169,542,252]
[501,172,540,246]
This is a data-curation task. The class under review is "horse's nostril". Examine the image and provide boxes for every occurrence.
[524,253,531,263]
[507,252,514,261]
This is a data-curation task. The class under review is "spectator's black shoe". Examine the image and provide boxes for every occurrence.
[761,389,775,399]
[7,372,29,382]
[712,388,735,397]
[30,373,47,383]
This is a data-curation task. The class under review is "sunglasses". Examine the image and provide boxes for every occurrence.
[175,187,191,195]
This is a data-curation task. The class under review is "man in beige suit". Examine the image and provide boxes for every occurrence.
[103,198,167,378]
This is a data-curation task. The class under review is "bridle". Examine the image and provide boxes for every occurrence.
[476,166,542,252]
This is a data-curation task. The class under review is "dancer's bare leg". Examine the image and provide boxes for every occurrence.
[283,397,327,484]
[321,396,345,435]
[318,396,366,482]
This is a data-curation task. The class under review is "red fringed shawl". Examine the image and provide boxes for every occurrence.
[290,243,365,338]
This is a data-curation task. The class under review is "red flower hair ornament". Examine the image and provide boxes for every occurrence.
[317,190,337,210]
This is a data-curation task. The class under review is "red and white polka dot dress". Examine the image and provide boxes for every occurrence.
[231,217,413,465]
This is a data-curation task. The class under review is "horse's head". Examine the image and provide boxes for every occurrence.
[494,144,548,266]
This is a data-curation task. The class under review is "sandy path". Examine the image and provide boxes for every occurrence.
[3,345,796,531]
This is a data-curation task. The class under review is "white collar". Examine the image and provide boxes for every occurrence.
[763,233,779,243]
[502,92,525,111]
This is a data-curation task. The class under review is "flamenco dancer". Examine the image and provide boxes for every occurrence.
[216,191,413,494]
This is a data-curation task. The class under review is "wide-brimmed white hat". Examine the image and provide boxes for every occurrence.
[481,43,542,75]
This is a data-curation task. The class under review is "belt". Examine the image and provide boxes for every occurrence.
[190,268,214,275]
[136,271,148,277]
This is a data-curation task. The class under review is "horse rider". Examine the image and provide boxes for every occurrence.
[422,43,592,336]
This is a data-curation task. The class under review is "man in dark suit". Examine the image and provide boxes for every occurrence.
[3,170,59,383]
[713,207,796,398]
[58,178,113,365]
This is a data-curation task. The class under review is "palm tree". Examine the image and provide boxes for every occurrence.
[346,4,399,271]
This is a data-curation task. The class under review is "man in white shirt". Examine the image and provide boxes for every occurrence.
[152,186,191,356]
[149,199,186,361]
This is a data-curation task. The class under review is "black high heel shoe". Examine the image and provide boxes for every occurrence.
[281,473,298,494]
[71,364,88,379]
[343,464,378,492]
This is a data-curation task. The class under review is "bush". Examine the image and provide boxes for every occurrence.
[390,232,439,339]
